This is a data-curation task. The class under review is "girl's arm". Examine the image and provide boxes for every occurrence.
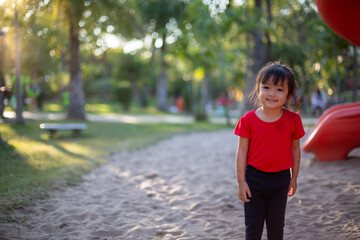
[289,139,301,196]
[235,136,251,202]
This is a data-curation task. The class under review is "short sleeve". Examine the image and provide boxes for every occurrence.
[234,116,250,138]
[292,114,305,140]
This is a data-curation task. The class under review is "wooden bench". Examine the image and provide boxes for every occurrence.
[40,123,87,138]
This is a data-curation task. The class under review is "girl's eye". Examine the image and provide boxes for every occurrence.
[277,89,284,91]
[263,86,269,89]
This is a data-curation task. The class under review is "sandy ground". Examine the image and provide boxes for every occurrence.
[3,111,319,125]
[0,129,359,240]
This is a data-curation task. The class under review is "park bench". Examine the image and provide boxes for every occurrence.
[39,123,87,138]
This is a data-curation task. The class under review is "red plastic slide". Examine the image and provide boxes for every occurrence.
[315,0,360,46]
[302,102,360,161]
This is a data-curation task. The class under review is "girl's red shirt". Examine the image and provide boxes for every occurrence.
[234,109,305,172]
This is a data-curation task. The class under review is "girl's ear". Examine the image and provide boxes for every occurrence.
[285,93,293,107]
[287,93,293,100]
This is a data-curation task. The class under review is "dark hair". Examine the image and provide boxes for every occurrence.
[249,61,301,112]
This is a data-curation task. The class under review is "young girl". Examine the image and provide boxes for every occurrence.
[234,62,305,240]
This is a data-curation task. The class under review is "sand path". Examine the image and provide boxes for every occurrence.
[0,130,359,239]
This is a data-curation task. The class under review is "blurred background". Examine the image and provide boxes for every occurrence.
[0,0,359,122]
[1,0,360,225]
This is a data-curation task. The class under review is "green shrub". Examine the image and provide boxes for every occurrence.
[115,86,132,111]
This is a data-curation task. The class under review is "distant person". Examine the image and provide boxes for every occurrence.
[26,82,41,112]
[311,88,327,115]
[215,94,231,115]
[175,96,184,112]
[234,62,305,240]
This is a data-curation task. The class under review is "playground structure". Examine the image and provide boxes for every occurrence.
[315,0,360,46]
[302,102,360,161]
[303,1,360,161]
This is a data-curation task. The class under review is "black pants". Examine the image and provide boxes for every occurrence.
[244,165,291,240]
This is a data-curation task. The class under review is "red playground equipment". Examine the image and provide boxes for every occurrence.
[304,1,360,161]
[315,0,360,46]
[302,102,360,161]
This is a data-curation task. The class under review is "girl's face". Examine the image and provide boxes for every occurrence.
[258,78,289,110]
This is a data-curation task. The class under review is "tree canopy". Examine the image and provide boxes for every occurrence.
[0,0,358,120]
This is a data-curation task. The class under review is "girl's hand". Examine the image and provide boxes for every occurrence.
[288,178,297,196]
[237,182,252,202]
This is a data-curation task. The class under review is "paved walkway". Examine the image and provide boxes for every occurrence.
[3,111,319,125]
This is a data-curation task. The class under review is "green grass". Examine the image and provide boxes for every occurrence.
[341,90,360,102]
[41,99,173,115]
[0,120,228,222]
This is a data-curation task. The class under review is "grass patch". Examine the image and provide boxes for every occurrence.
[42,103,64,112]
[41,98,172,115]
[0,120,228,222]
[341,90,360,102]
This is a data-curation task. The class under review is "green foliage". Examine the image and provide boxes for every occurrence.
[114,86,132,111]
[273,42,306,68]
[0,0,359,117]
[137,0,186,34]
[194,104,208,121]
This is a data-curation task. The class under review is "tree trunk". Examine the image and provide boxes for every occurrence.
[15,8,24,123]
[335,53,341,103]
[156,67,168,111]
[61,50,67,72]
[0,30,5,119]
[251,0,266,108]
[253,0,266,77]
[219,45,231,125]
[196,68,211,121]
[67,7,86,120]
[130,71,144,108]
[201,69,211,112]
[0,34,4,88]
[0,129,3,145]
[241,32,254,116]
[352,45,358,102]
[242,0,265,115]
[156,35,168,112]
[264,0,273,62]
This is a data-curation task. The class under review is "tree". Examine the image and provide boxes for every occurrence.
[181,1,217,120]
[1,0,356,122]
[227,0,267,113]
[14,4,24,123]
[182,0,238,123]
[64,1,85,119]
[0,29,6,120]
[0,30,5,92]
[137,0,186,112]
[0,128,3,145]
[24,0,140,119]
[114,53,148,108]
[252,0,265,88]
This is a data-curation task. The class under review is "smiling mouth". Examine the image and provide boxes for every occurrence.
[266,99,278,102]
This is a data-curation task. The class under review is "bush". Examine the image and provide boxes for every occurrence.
[195,105,208,122]
[115,86,132,112]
